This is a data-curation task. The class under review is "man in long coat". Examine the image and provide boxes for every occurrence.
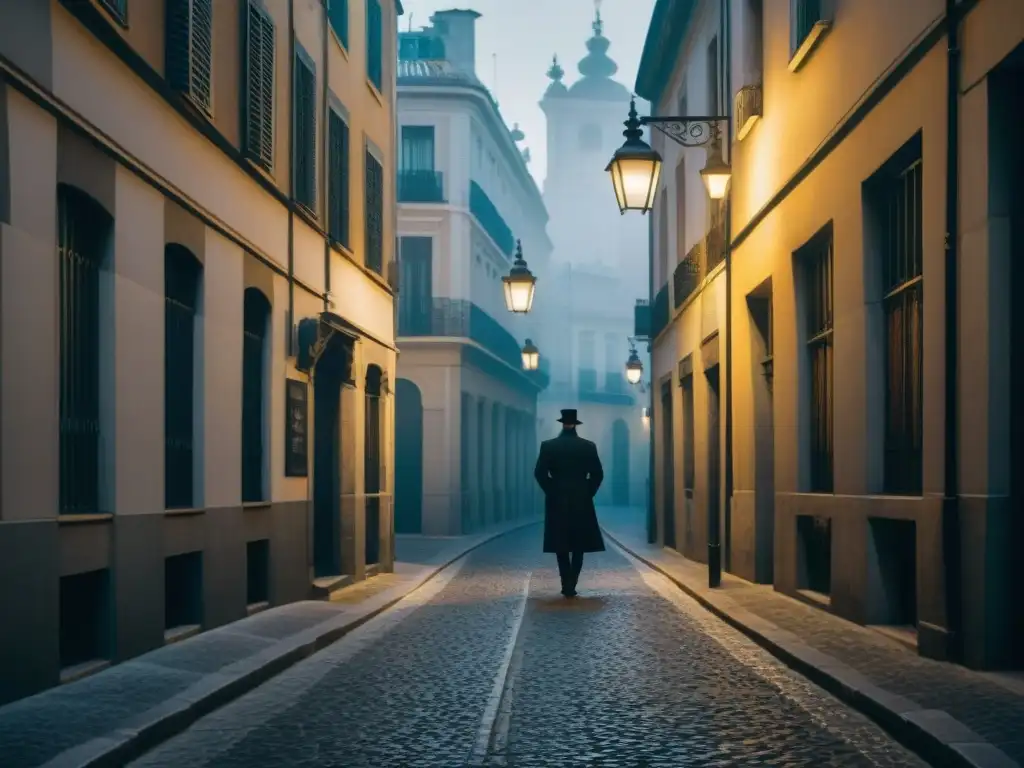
[534,409,606,597]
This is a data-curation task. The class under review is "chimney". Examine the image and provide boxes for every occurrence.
[430,9,481,75]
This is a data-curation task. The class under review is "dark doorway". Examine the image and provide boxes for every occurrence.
[706,364,723,569]
[242,289,271,503]
[365,366,383,566]
[797,515,832,597]
[313,336,348,578]
[661,380,676,549]
[612,418,630,505]
[395,378,424,533]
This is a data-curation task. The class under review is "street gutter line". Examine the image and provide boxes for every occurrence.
[468,572,532,767]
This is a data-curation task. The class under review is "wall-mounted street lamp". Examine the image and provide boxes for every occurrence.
[521,338,540,371]
[625,339,644,385]
[503,240,537,314]
[606,98,732,214]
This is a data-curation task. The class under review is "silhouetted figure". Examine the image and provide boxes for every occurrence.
[534,409,606,597]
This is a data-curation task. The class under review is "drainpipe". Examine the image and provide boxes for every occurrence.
[941,0,963,663]
[322,3,331,313]
[287,2,296,353]
[648,199,656,544]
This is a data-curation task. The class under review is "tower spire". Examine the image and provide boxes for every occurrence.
[593,0,603,37]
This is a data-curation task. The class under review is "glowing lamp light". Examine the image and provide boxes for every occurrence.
[503,240,537,314]
[700,141,732,200]
[607,99,662,215]
[625,347,644,385]
[521,339,540,371]
[641,407,651,429]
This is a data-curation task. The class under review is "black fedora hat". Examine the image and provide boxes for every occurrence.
[557,409,582,425]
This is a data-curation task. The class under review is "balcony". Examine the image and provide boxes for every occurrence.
[672,217,728,309]
[398,170,445,203]
[577,367,635,406]
[634,299,650,340]
[469,181,516,256]
[397,297,546,390]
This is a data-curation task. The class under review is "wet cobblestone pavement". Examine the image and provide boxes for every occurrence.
[131,524,928,767]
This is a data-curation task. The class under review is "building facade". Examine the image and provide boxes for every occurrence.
[637,0,1023,670]
[0,0,401,704]
[537,12,651,508]
[394,10,550,536]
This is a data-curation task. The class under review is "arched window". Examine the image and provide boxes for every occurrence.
[579,123,602,152]
[57,184,112,515]
[165,245,202,509]
[242,288,271,502]
[364,365,383,564]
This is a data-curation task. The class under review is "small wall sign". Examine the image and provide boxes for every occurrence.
[284,378,308,477]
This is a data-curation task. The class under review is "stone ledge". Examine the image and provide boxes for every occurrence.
[602,526,1021,768]
[29,519,541,768]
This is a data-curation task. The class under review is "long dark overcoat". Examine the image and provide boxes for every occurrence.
[534,431,606,553]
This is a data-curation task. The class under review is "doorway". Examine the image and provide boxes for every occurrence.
[395,378,424,534]
[364,366,383,566]
[611,418,630,505]
[313,347,344,578]
[661,380,676,549]
[706,364,723,569]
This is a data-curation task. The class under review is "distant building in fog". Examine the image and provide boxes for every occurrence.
[394,10,552,535]
[536,10,651,508]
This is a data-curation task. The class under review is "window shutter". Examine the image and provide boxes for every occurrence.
[328,110,350,246]
[293,52,316,210]
[365,151,383,273]
[328,0,349,48]
[366,0,382,90]
[167,0,213,114]
[244,1,275,172]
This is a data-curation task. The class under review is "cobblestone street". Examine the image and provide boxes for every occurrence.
[129,522,926,767]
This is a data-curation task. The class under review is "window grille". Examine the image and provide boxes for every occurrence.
[328,108,351,246]
[166,0,213,114]
[243,1,276,172]
[364,150,384,273]
[804,232,834,493]
[293,48,317,211]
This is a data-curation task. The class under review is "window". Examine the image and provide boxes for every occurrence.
[747,0,765,76]
[579,330,596,368]
[328,107,350,246]
[802,229,834,493]
[400,126,435,171]
[791,0,827,56]
[707,36,719,115]
[99,0,127,24]
[58,185,111,516]
[328,0,348,48]
[364,149,384,273]
[366,0,383,91]
[674,156,686,260]
[398,237,432,334]
[166,0,213,114]
[242,288,270,503]
[293,45,317,211]
[876,150,924,494]
[243,1,275,172]
[164,245,201,510]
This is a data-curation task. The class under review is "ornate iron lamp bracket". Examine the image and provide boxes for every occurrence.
[641,116,729,148]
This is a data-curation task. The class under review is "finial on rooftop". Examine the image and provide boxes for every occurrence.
[593,0,603,36]
[547,54,564,82]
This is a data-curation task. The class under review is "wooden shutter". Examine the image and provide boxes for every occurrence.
[364,150,383,273]
[167,0,214,114]
[244,1,275,172]
[328,109,350,246]
[293,50,316,210]
[366,0,382,90]
[328,0,349,48]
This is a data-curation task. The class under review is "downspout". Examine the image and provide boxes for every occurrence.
[941,0,963,663]
[287,2,296,354]
[322,4,331,312]
[648,200,656,544]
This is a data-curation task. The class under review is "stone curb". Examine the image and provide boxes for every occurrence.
[41,519,542,768]
[603,527,1020,768]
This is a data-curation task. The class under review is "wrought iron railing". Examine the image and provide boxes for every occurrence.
[671,218,728,309]
[469,181,516,256]
[398,170,445,203]
[397,297,523,372]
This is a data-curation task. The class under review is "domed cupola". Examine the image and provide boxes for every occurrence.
[567,4,630,102]
[543,55,569,99]
[510,122,526,143]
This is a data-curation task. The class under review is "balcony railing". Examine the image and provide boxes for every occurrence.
[397,297,529,376]
[469,181,516,256]
[398,170,445,203]
[671,217,728,309]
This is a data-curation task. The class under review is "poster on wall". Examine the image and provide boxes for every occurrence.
[285,378,308,477]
